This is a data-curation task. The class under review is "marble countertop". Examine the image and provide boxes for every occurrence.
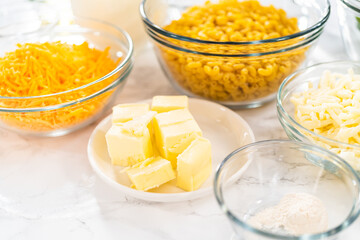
[1,3,360,239]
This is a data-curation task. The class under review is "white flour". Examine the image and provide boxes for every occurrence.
[249,193,328,235]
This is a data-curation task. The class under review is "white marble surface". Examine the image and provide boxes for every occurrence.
[0,2,360,239]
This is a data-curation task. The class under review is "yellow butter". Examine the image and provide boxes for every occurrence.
[105,124,153,167]
[153,109,194,127]
[177,137,212,192]
[120,111,156,136]
[112,103,150,124]
[153,109,202,167]
[166,133,199,163]
[153,115,202,168]
[151,95,188,113]
[126,156,176,191]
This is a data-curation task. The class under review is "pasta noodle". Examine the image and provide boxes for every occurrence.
[158,0,306,102]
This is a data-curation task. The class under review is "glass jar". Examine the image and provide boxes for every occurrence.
[71,0,147,52]
[337,0,360,60]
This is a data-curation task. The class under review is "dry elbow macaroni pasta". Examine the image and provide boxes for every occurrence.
[291,69,360,170]
[158,0,306,102]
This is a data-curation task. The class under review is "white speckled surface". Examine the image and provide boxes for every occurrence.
[0,1,359,239]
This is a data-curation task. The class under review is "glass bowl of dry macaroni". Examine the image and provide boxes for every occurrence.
[0,17,133,136]
[277,61,360,172]
[140,0,330,108]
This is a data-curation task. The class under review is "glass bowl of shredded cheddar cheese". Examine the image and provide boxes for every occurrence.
[0,17,133,136]
[277,61,360,172]
[140,0,330,108]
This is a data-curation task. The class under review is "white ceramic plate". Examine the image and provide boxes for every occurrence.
[87,98,255,202]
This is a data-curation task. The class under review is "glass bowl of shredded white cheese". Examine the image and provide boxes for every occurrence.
[277,61,360,172]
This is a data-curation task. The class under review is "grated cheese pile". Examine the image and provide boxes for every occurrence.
[0,41,120,132]
[291,69,360,170]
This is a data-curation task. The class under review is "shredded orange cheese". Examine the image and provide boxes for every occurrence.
[0,41,120,132]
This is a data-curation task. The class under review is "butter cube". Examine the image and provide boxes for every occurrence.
[121,111,156,136]
[105,125,153,167]
[151,95,188,113]
[126,157,176,191]
[154,109,194,127]
[153,111,202,167]
[177,137,212,192]
[112,103,149,124]
[166,133,199,164]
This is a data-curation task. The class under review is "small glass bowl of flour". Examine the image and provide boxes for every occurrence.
[214,140,360,239]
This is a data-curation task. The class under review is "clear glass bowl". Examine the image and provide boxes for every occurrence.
[337,0,360,61]
[277,61,360,172]
[0,17,133,137]
[214,140,360,239]
[140,0,330,108]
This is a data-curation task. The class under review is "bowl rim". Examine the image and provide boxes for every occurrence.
[0,17,134,111]
[213,139,360,239]
[144,25,323,58]
[277,60,360,150]
[340,0,360,14]
[140,0,331,45]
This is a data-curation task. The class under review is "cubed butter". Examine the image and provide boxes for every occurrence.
[177,137,212,192]
[154,109,194,127]
[151,95,188,113]
[121,111,156,136]
[105,124,153,167]
[112,103,149,124]
[166,133,199,164]
[126,157,176,191]
[153,109,202,167]
[153,116,202,168]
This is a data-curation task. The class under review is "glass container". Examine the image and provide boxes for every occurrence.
[0,17,134,137]
[214,140,360,239]
[337,0,360,61]
[277,61,360,173]
[140,0,330,108]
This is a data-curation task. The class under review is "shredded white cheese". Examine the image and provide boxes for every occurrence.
[291,69,360,170]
